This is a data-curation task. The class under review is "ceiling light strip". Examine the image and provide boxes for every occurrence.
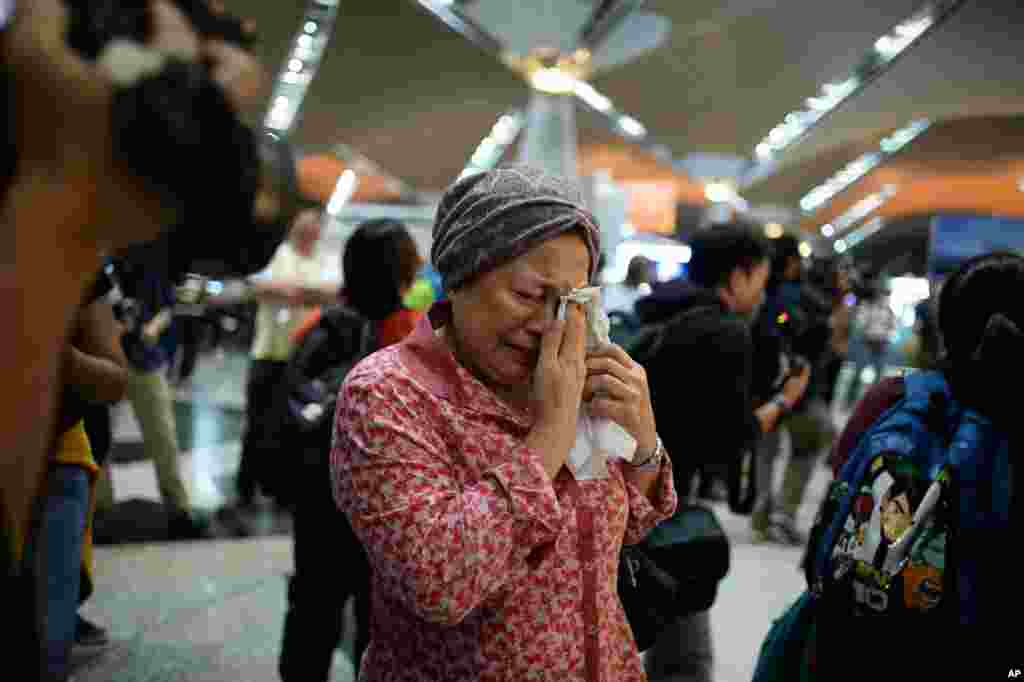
[822,185,898,253]
[839,215,886,251]
[753,0,963,161]
[412,0,504,55]
[801,118,930,214]
[458,110,527,180]
[264,0,341,133]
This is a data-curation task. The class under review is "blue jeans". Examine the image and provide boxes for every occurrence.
[31,465,89,682]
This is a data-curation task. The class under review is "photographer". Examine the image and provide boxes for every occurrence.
[750,236,836,546]
[2,1,275,676]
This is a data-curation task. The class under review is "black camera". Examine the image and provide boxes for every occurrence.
[3,1,297,279]
[65,0,254,59]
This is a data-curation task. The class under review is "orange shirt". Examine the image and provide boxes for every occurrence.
[376,308,423,348]
[291,307,423,349]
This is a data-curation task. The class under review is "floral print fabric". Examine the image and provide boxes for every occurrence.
[331,317,677,681]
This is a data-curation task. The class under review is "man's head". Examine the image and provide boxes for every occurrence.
[625,255,654,288]
[289,208,323,257]
[771,235,804,284]
[688,223,771,316]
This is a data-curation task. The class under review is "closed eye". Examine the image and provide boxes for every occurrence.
[514,291,544,303]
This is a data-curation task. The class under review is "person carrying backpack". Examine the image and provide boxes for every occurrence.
[277,219,423,682]
[631,224,809,682]
[754,251,1021,681]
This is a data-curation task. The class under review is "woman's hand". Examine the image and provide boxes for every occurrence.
[527,302,587,479]
[782,361,811,407]
[584,343,658,458]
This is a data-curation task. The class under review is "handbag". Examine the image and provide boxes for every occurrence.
[618,503,730,652]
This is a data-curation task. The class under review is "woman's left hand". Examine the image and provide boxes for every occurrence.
[584,343,658,457]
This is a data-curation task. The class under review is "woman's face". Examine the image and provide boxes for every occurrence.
[447,231,591,394]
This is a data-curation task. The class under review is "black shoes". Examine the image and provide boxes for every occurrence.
[75,615,110,649]
[167,509,213,541]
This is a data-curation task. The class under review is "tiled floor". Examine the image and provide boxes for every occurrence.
[76,348,847,682]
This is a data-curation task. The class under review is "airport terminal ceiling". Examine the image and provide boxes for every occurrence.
[222,0,1024,271]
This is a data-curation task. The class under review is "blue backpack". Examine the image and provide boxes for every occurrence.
[753,370,1012,680]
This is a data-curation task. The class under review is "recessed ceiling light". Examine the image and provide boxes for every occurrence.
[529,67,576,94]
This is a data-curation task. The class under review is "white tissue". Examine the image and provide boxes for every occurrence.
[558,287,637,480]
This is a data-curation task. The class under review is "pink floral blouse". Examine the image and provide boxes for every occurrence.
[331,316,677,681]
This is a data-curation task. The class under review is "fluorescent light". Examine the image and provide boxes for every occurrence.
[752,2,950,161]
[530,67,576,94]
[609,242,692,283]
[457,110,525,179]
[800,119,929,214]
[888,275,931,308]
[573,81,613,113]
[618,115,647,139]
[298,34,314,48]
[876,13,935,60]
[288,58,304,72]
[833,192,888,232]
[821,224,835,238]
[843,215,886,249]
[834,239,847,254]
[705,181,737,204]
[490,115,520,145]
[304,21,318,33]
[765,223,784,239]
[265,110,291,130]
[326,170,358,216]
[799,242,813,258]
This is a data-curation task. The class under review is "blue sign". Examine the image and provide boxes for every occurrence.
[928,214,1024,276]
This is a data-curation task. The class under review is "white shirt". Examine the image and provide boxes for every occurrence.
[250,242,328,361]
[857,300,896,343]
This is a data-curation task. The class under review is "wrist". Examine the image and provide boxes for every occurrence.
[630,435,664,469]
[773,393,794,413]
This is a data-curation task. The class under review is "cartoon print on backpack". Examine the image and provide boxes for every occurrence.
[828,454,950,614]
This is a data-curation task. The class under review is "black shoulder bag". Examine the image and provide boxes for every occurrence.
[618,503,731,651]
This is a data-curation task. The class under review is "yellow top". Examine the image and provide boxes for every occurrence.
[8,421,99,588]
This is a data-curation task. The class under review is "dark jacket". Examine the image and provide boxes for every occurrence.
[758,279,833,411]
[633,279,761,490]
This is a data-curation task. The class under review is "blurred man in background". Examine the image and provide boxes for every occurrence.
[237,210,338,507]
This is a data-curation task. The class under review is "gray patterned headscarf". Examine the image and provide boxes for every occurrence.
[431,165,601,293]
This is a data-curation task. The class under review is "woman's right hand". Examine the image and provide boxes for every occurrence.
[528,302,587,479]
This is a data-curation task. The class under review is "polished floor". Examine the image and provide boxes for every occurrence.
[73,347,849,682]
